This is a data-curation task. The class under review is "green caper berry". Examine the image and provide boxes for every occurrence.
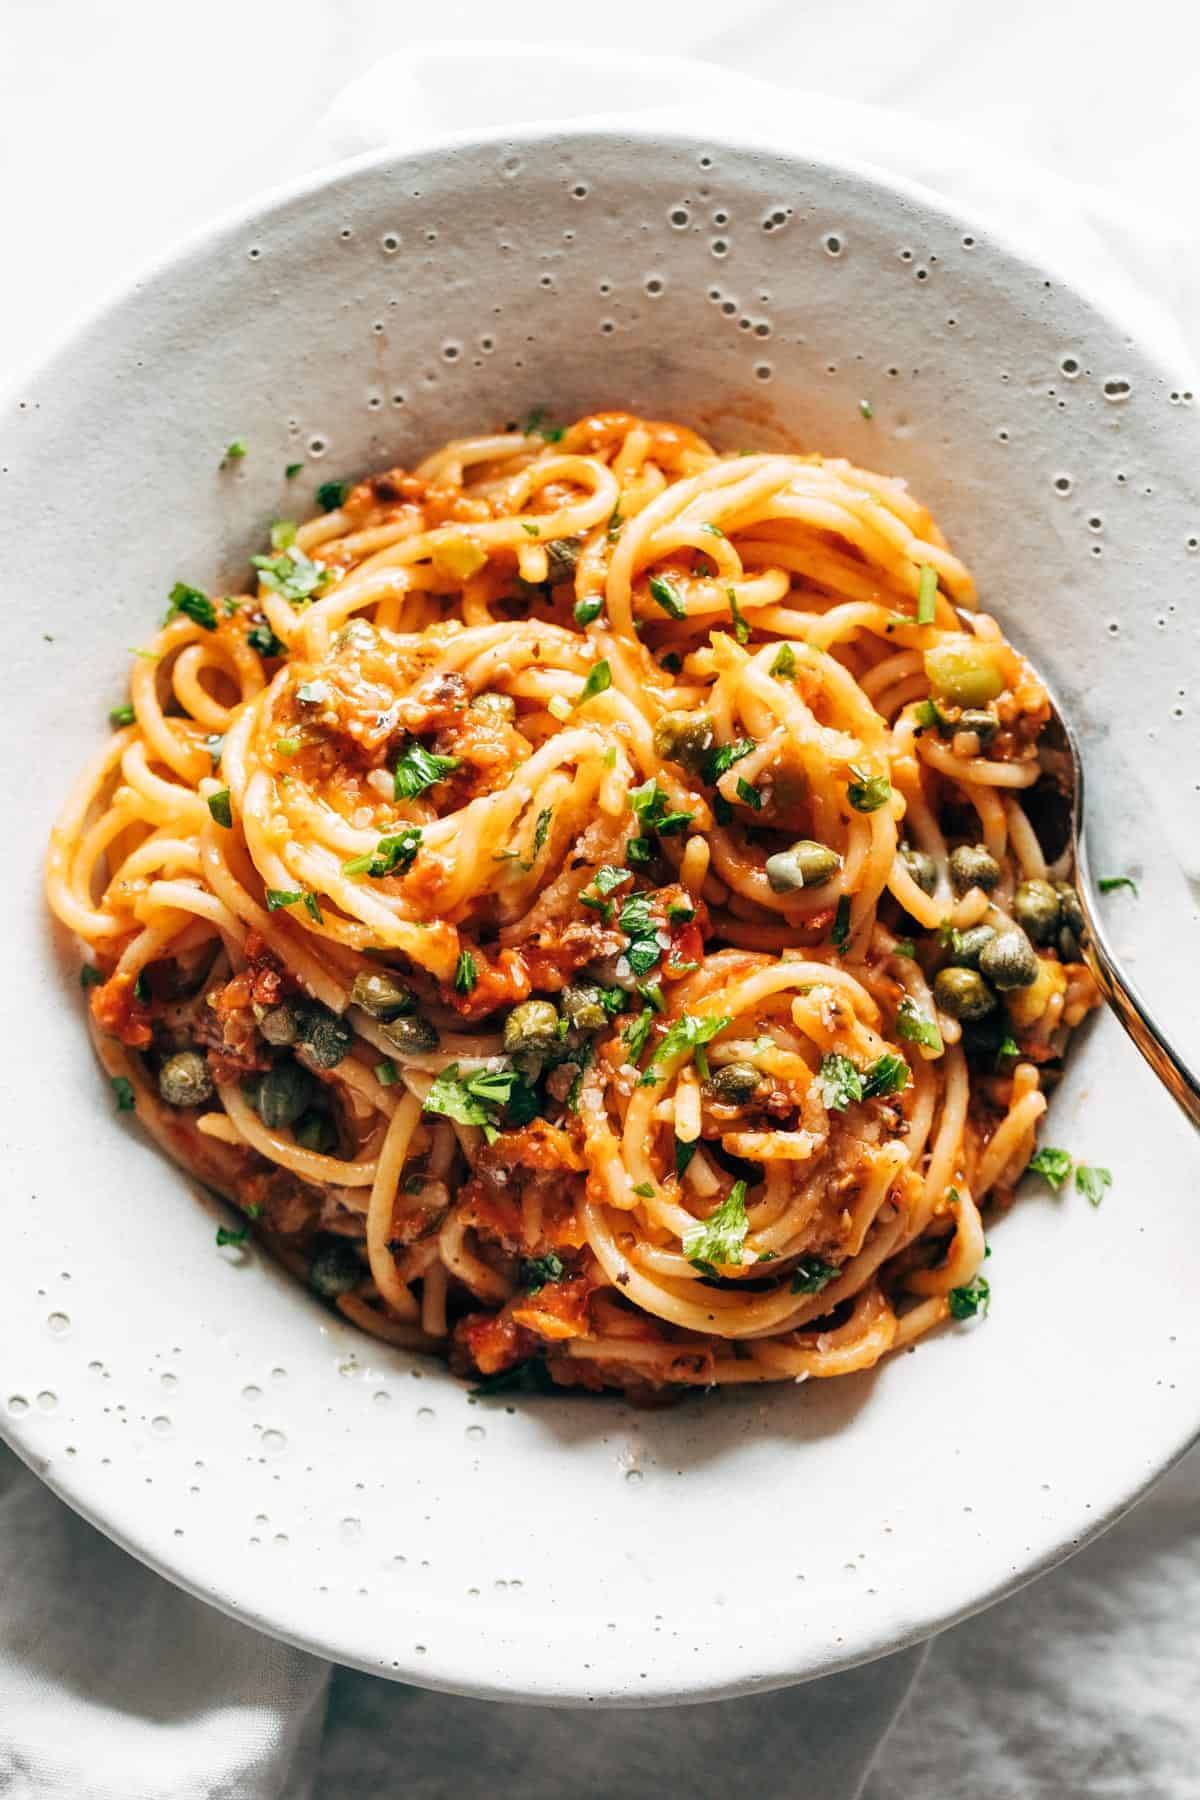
[296,1002,352,1069]
[308,1238,362,1297]
[949,844,1001,894]
[560,984,609,1034]
[947,924,996,969]
[765,839,842,893]
[1054,882,1085,938]
[1012,878,1061,944]
[706,1063,762,1104]
[544,536,583,583]
[350,970,416,1021]
[933,966,997,1021]
[470,691,517,724]
[503,999,560,1058]
[900,844,938,896]
[380,1014,440,1056]
[957,708,998,746]
[979,928,1039,990]
[294,1109,338,1153]
[258,1003,299,1046]
[157,1050,214,1108]
[255,1061,316,1129]
[651,710,716,773]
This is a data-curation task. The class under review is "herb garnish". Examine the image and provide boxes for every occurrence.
[393,740,461,800]
[455,950,478,994]
[639,1012,732,1087]
[111,1076,135,1111]
[948,1274,990,1319]
[648,573,687,620]
[790,1256,839,1295]
[207,789,233,829]
[165,583,217,631]
[896,996,943,1053]
[343,827,423,878]
[683,1180,749,1270]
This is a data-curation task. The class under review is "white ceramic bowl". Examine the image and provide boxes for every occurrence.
[4,124,1200,1706]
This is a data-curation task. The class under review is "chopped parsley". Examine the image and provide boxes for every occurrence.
[702,737,756,784]
[1098,875,1138,896]
[424,1062,538,1143]
[648,573,687,620]
[727,587,750,645]
[1027,1146,1072,1191]
[995,1035,1021,1071]
[1076,1164,1112,1207]
[816,1054,863,1110]
[221,439,247,465]
[522,1252,565,1292]
[674,1137,697,1177]
[831,895,852,950]
[896,996,943,1053]
[251,546,330,605]
[631,780,693,837]
[164,583,217,631]
[216,1223,248,1247]
[916,564,938,625]
[374,1059,399,1086]
[790,1256,839,1295]
[575,660,612,707]
[316,480,351,512]
[469,1356,556,1398]
[622,1007,656,1065]
[770,643,797,679]
[948,1274,990,1320]
[80,964,104,990]
[111,1076,135,1111]
[574,595,604,626]
[639,1012,732,1087]
[302,892,323,924]
[265,888,303,910]
[521,407,563,440]
[892,938,916,960]
[859,399,874,420]
[735,776,762,811]
[343,827,423,878]
[913,697,950,734]
[454,950,478,995]
[285,462,303,479]
[579,863,631,921]
[206,789,233,829]
[862,1052,909,1098]
[393,740,461,800]
[247,622,285,657]
[618,891,664,978]
[109,702,135,727]
[847,765,892,813]
[271,519,298,551]
[683,1179,749,1270]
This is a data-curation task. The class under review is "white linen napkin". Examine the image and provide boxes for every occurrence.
[4,39,1198,1800]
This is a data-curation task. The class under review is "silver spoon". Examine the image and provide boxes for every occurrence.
[993,655,1200,1128]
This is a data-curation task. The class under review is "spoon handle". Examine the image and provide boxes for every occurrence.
[1077,884,1200,1129]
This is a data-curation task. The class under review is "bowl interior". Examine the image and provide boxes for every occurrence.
[3,125,1200,1704]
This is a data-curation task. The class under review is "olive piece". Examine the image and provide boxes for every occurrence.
[293,1000,352,1069]
[470,691,517,724]
[949,844,1001,894]
[258,1003,299,1046]
[380,1014,440,1056]
[652,710,716,773]
[1012,878,1061,945]
[560,984,609,1034]
[350,970,416,1021]
[544,536,583,583]
[706,1063,762,1104]
[294,1110,338,1153]
[979,928,1040,991]
[958,708,998,746]
[765,840,843,893]
[946,924,996,969]
[255,1061,316,1130]
[157,1050,214,1108]
[308,1238,362,1298]
[933,966,997,1021]
[503,1000,560,1059]
[900,843,937,896]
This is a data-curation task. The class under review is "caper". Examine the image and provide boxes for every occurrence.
[294,1109,338,1153]
[157,1050,214,1108]
[350,970,416,1021]
[946,924,996,969]
[258,1003,299,1046]
[933,966,997,1021]
[706,1063,762,1105]
[652,710,716,773]
[949,844,1001,895]
[1012,878,1061,944]
[560,984,609,1034]
[545,536,583,583]
[255,1061,316,1129]
[960,1009,1006,1060]
[470,691,517,724]
[900,843,937,896]
[979,928,1039,990]
[957,707,998,746]
[765,839,843,893]
[1055,882,1084,938]
[308,1238,362,1298]
[295,1001,352,1070]
[380,1014,440,1056]
[503,999,560,1059]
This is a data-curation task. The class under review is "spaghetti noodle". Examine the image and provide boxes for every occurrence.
[47,412,1100,1396]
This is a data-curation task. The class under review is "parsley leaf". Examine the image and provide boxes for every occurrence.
[702,737,755,784]
[630,780,694,837]
[847,765,892,813]
[316,480,351,512]
[285,462,303,479]
[735,777,762,811]
[109,702,135,727]
[265,888,302,910]
[111,1076,136,1111]
[1027,1146,1072,1190]
[207,789,232,829]
[165,583,217,631]
[271,519,297,551]
[727,587,750,645]
[343,827,423,878]
[455,950,478,995]
[861,1052,909,1098]
[1076,1164,1111,1207]
[393,740,461,800]
[831,895,852,950]
[574,595,604,626]
[639,1012,732,1087]
[575,660,612,707]
[216,1223,248,1247]
[247,622,285,657]
[683,1180,749,1269]
[1098,875,1138,896]
[896,996,943,1052]
[816,1053,863,1110]
[675,1137,697,1177]
[622,1008,655,1065]
[80,964,104,989]
[790,1256,839,1295]
[522,1253,565,1292]
[251,546,330,606]
[221,439,247,465]
[648,573,687,620]
[948,1274,990,1320]
[770,643,797,679]
[302,892,323,924]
